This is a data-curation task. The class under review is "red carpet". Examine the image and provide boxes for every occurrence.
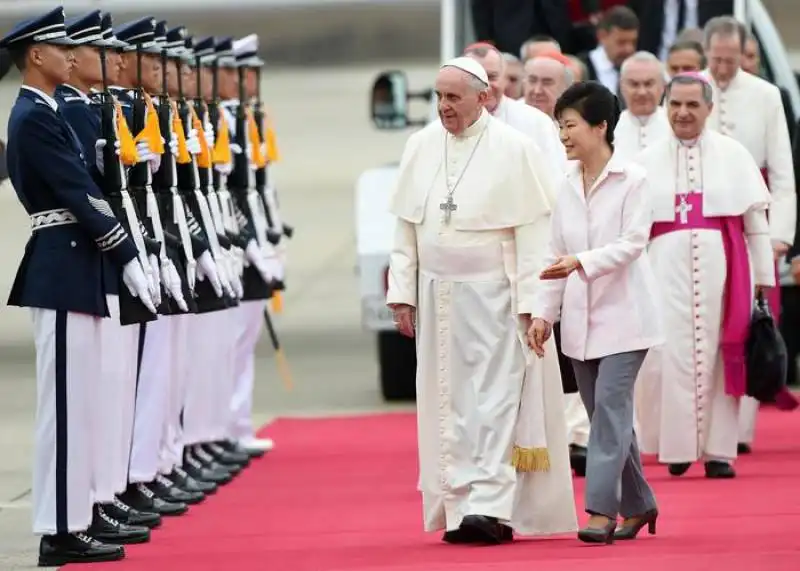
[69,408,800,571]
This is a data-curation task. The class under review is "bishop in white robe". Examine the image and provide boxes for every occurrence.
[387,58,576,543]
[633,73,775,479]
[702,21,796,449]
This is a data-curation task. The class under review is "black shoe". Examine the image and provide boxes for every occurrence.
[193,446,241,476]
[668,462,692,476]
[104,497,162,529]
[704,460,736,479]
[457,515,510,544]
[737,442,752,455]
[121,483,189,516]
[183,454,234,485]
[206,441,251,466]
[613,509,658,540]
[204,444,249,467]
[569,444,588,477]
[578,518,617,544]
[150,474,206,505]
[170,466,218,494]
[87,505,150,545]
[38,532,124,567]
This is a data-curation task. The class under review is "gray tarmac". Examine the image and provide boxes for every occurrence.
[0,62,433,569]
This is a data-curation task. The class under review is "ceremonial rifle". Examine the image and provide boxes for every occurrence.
[174,45,230,313]
[98,43,158,325]
[154,42,197,306]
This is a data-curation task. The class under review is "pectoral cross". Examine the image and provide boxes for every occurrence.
[676,195,692,224]
[440,194,458,225]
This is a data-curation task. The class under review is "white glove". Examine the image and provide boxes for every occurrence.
[147,140,162,173]
[228,249,244,299]
[214,161,233,176]
[122,259,157,314]
[185,129,202,155]
[147,254,162,307]
[214,253,236,298]
[136,139,156,163]
[162,258,189,312]
[204,125,215,150]
[264,250,284,282]
[229,142,243,155]
[196,250,223,298]
[168,136,178,157]
[245,239,273,284]
[94,138,120,175]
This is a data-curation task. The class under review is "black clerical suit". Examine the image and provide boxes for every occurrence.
[631,0,734,57]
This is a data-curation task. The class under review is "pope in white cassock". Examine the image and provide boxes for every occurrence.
[700,17,797,452]
[614,52,671,163]
[386,57,576,544]
[633,72,775,479]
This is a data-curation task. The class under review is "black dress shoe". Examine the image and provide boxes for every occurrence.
[737,442,752,454]
[705,460,736,479]
[170,466,218,494]
[570,444,588,477]
[183,454,234,485]
[202,442,250,468]
[458,515,509,544]
[194,446,242,476]
[87,505,150,545]
[668,462,692,476]
[38,532,124,567]
[149,474,206,505]
[121,483,189,516]
[104,497,162,529]
[216,439,257,460]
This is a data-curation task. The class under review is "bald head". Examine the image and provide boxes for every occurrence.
[463,44,506,112]
[523,56,571,118]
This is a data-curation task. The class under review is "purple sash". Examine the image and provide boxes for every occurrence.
[651,193,750,398]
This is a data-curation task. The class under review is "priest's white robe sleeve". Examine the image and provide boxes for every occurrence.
[575,178,652,281]
[515,218,551,317]
[386,219,418,307]
[745,207,776,287]
[765,87,797,246]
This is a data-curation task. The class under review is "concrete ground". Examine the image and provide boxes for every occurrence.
[0,62,432,569]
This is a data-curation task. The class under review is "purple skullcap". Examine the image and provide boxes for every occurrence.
[673,71,711,85]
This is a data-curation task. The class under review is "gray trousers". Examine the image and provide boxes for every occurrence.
[571,350,657,519]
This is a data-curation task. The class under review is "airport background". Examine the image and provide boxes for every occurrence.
[0,0,798,567]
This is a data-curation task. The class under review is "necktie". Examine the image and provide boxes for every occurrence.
[615,67,626,110]
[677,0,686,34]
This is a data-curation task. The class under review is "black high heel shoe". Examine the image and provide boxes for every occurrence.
[614,509,658,540]
[577,518,617,544]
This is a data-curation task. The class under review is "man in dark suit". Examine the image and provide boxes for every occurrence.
[632,0,735,60]
[470,0,602,57]
[577,6,639,105]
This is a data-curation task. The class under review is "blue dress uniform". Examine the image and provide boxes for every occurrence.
[112,17,215,516]
[58,10,163,544]
[0,7,155,567]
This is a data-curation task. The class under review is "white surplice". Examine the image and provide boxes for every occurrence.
[613,108,671,164]
[704,69,796,245]
[387,110,577,536]
[492,96,567,191]
[633,130,774,463]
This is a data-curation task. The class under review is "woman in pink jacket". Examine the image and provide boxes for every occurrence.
[528,81,662,545]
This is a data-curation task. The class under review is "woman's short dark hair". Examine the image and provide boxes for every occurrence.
[553,81,620,149]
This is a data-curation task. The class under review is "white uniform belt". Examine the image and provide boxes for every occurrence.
[418,241,508,282]
[31,208,78,230]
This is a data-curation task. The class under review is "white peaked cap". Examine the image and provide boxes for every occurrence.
[441,56,489,86]
[233,33,258,56]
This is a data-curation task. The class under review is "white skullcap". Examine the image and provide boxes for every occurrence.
[441,56,489,86]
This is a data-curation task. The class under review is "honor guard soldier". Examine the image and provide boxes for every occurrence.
[228,33,281,456]
[59,9,161,544]
[110,16,204,517]
[0,6,156,566]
